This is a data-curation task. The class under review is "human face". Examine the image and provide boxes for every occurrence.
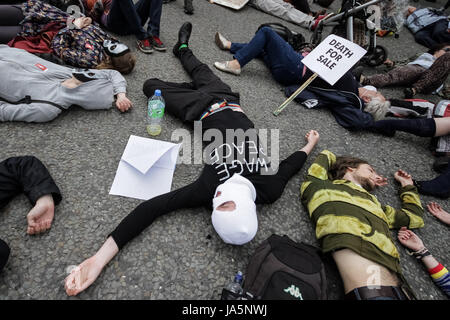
[351,164,382,191]
[358,87,386,103]
[214,191,236,211]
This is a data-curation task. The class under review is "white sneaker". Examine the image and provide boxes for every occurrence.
[214,61,241,75]
[215,32,229,50]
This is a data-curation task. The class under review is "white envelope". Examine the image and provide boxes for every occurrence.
[109,135,181,200]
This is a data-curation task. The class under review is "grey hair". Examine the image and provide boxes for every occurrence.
[364,98,391,121]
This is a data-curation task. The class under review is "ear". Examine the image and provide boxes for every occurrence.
[346,167,356,173]
[361,95,370,103]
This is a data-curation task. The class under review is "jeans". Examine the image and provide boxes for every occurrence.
[106,0,163,40]
[414,19,450,49]
[230,27,304,86]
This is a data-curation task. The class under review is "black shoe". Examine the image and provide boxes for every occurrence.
[404,87,415,99]
[351,65,364,83]
[433,157,450,173]
[184,0,194,14]
[173,22,192,57]
[163,0,176,3]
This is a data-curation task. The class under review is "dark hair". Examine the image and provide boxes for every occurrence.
[329,156,369,180]
[428,43,450,55]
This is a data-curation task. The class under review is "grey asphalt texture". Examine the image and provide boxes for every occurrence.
[0,0,449,301]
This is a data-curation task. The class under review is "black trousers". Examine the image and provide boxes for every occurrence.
[143,48,240,123]
[0,156,62,272]
[0,4,23,44]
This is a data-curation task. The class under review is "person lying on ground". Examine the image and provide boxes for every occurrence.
[397,227,450,297]
[405,6,450,49]
[370,117,450,199]
[213,26,391,131]
[0,45,132,123]
[64,22,320,296]
[359,43,450,99]
[0,0,136,73]
[249,0,327,30]
[82,0,166,53]
[0,156,62,273]
[301,150,424,300]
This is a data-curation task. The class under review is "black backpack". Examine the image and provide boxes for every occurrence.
[242,234,327,300]
[256,23,306,52]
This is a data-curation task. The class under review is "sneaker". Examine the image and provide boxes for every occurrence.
[215,32,229,50]
[151,36,166,51]
[136,39,153,54]
[214,61,241,75]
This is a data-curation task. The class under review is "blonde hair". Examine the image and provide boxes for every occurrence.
[364,98,391,121]
[96,52,136,75]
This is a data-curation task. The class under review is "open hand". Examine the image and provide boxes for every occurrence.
[374,175,388,187]
[116,93,132,112]
[397,227,424,252]
[427,202,450,225]
[305,130,320,146]
[394,169,413,187]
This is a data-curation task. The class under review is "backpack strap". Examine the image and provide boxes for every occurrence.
[0,95,65,111]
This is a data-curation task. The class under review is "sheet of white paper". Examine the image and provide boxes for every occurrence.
[109,135,181,200]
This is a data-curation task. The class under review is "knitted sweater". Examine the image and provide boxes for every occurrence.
[300,150,424,275]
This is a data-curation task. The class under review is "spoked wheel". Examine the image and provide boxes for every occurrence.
[364,45,388,66]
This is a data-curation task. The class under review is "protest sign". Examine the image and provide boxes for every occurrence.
[273,34,366,115]
[301,34,367,86]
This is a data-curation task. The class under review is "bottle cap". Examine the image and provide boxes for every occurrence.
[155,89,161,96]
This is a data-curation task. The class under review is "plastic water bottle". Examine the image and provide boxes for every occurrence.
[224,271,244,298]
[147,89,165,136]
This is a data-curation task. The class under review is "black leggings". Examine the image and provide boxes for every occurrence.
[0,4,24,44]
[370,118,437,137]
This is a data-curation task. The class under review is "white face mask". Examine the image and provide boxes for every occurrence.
[211,174,258,245]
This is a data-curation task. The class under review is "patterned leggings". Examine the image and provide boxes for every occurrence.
[366,52,450,94]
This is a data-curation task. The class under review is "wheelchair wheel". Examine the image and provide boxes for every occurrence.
[365,45,388,67]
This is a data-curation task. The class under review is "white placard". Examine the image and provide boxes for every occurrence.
[301,34,367,86]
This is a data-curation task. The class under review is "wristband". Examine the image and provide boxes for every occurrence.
[407,247,431,260]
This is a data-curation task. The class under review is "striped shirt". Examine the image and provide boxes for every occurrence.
[300,150,425,275]
[429,263,450,297]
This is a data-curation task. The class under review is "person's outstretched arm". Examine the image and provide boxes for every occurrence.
[398,227,450,297]
[0,156,61,234]
[256,130,319,204]
[65,177,210,296]
[383,170,425,229]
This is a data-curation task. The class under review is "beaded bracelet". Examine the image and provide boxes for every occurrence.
[407,247,431,260]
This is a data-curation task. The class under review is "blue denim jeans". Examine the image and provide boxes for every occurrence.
[230,27,304,86]
[106,0,163,40]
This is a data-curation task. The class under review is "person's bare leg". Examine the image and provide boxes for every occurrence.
[427,202,450,225]
[26,194,55,235]
[434,117,450,137]
[65,236,119,296]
